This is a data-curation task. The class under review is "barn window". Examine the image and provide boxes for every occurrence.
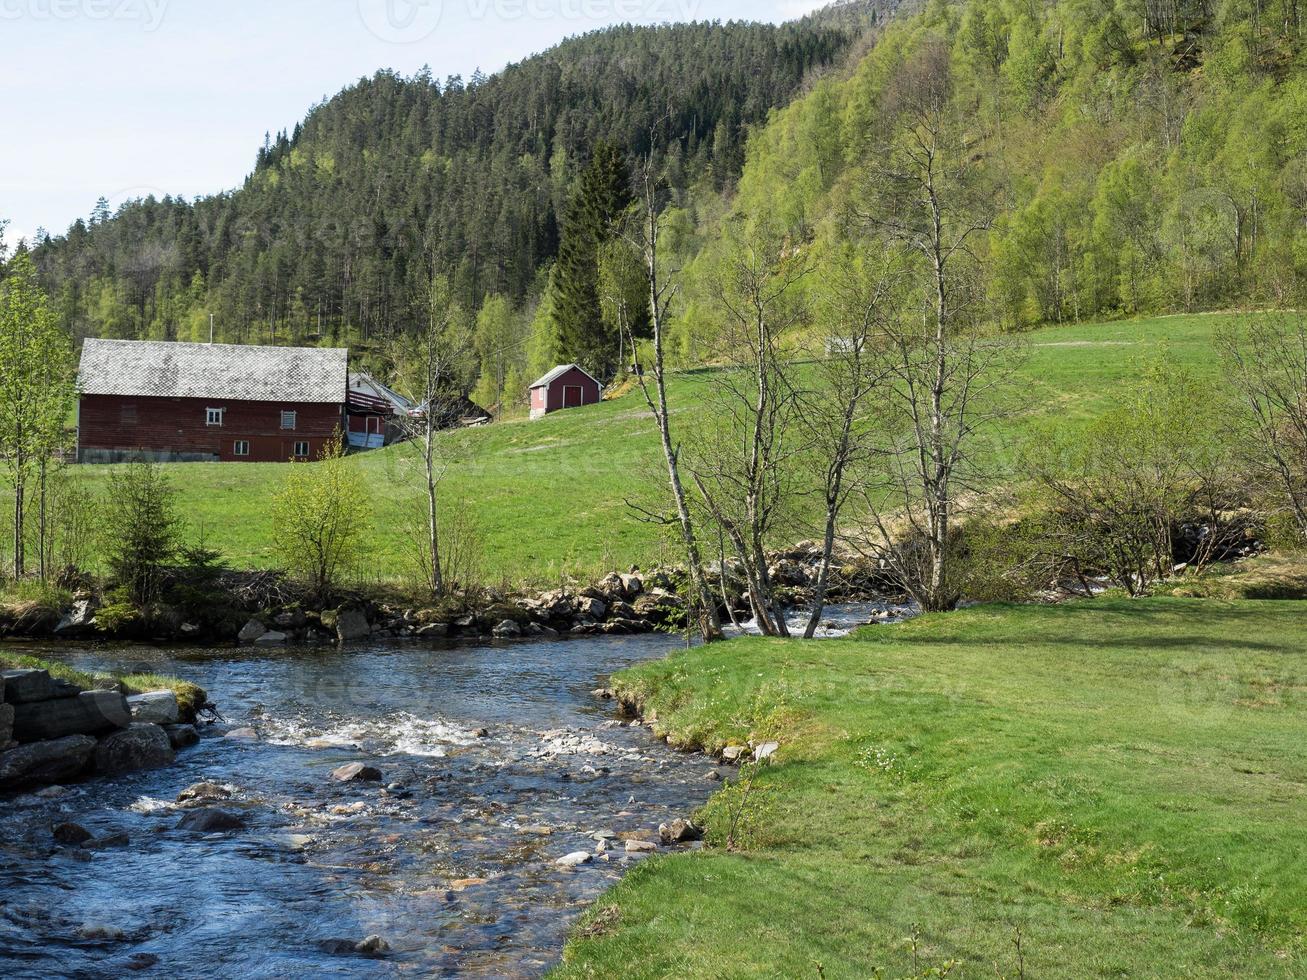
[233,441,250,457]
[293,441,310,458]
[280,411,298,430]
[206,407,225,427]
[120,403,137,425]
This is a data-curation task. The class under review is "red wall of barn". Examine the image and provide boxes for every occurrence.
[538,369,601,414]
[79,394,343,463]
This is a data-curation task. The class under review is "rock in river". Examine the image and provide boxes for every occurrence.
[177,781,232,803]
[53,822,94,845]
[331,762,383,783]
[556,851,593,868]
[95,723,176,775]
[163,724,200,749]
[177,808,247,833]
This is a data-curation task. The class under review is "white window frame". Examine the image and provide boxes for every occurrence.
[293,441,310,458]
[233,440,251,457]
[206,407,225,427]
[280,410,298,430]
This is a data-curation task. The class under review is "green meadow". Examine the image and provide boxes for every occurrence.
[558,596,1307,978]
[65,311,1248,584]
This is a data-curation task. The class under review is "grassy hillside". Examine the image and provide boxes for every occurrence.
[558,596,1307,978]
[67,311,1242,585]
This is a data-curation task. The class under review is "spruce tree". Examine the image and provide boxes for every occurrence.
[552,142,638,379]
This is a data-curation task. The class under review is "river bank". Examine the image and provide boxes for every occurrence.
[556,596,1307,979]
[0,542,898,648]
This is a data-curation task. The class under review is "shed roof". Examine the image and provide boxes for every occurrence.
[530,364,601,389]
[79,339,348,404]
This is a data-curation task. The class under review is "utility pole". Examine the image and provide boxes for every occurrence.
[209,313,215,344]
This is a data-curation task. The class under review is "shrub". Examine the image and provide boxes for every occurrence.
[270,435,372,596]
[1021,361,1233,595]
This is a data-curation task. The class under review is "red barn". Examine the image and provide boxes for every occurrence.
[529,364,603,420]
[76,339,348,464]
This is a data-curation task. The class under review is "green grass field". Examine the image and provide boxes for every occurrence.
[65,312,1249,585]
[557,596,1307,978]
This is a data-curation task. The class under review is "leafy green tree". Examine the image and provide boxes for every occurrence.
[0,252,76,580]
[270,435,372,596]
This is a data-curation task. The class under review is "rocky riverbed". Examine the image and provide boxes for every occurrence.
[2,626,825,977]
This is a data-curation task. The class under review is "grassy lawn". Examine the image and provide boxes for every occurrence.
[62,311,1254,585]
[557,596,1307,978]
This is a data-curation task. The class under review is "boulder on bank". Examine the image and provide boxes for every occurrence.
[0,734,96,788]
[12,691,130,742]
[2,668,60,704]
[336,608,371,643]
[0,703,14,749]
[54,598,98,635]
[237,619,267,644]
[163,724,200,749]
[127,691,179,725]
[94,723,176,775]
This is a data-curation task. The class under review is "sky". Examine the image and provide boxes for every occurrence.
[0,0,828,247]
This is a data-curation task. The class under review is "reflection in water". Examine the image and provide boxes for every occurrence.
[0,605,888,978]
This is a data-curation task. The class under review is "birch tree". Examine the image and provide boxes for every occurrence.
[796,249,900,638]
[0,252,76,580]
[1219,315,1307,541]
[687,219,810,637]
[850,39,1014,613]
[390,273,476,597]
[617,157,723,643]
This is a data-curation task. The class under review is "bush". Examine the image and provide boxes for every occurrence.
[1021,361,1233,595]
[271,436,372,596]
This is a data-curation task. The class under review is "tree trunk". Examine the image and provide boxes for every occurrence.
[641,199,723,644]
[425,415,443,597]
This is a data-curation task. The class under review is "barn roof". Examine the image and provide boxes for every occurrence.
[530,364,601,389]
[78,339,348,404]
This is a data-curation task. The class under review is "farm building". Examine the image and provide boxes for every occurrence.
[529,364,602,420]
[346,372,413,450]
[76,339,348,464]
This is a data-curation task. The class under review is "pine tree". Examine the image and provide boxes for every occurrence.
[552,142,637,379]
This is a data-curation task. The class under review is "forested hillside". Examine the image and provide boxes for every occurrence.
[24,9,886,356]
[673,0,1306,343]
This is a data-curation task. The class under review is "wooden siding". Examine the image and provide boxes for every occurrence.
[78,394,343,463]
[530,367,601,419]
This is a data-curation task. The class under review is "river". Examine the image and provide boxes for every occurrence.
[0,604,894,978]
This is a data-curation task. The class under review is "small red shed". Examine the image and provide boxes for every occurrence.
[529,364,603,420]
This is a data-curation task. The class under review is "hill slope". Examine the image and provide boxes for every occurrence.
[27,8,890,347]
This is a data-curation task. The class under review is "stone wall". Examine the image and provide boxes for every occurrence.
[0,669,200,791]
